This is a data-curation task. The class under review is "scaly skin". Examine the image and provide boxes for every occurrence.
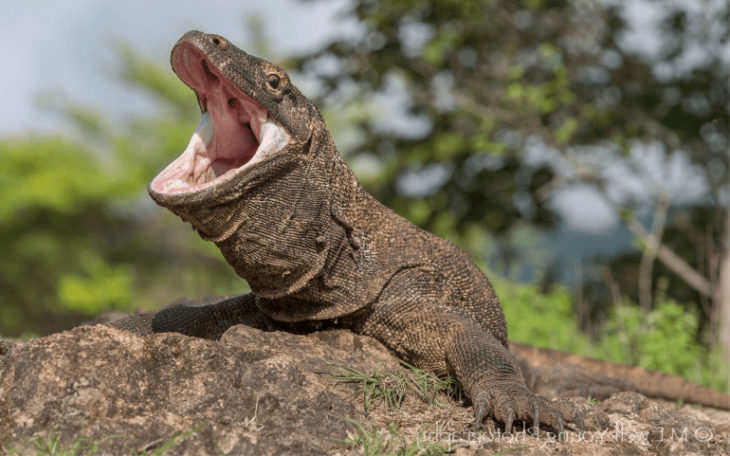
[110,30,580,432]
[106,30,729,432]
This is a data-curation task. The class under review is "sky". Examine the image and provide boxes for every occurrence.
[1,0,711,236]
[1,0,354,135]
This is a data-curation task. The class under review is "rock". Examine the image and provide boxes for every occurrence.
[1,325,728,455]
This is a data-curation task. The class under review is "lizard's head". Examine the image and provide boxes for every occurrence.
[149,30,318,205]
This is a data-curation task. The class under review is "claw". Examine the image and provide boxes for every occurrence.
[473,397,488,431]
[504,409,514,434]
[469,383,581,438]
[574,409,584,434]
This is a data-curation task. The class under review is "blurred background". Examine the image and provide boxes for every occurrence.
[1,0,728,391]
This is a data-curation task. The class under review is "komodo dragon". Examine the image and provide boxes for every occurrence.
[97,30,727,430]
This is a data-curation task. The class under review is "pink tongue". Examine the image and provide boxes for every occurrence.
[207,92,260,161]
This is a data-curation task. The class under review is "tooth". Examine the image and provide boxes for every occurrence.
[196,112,215,145]
[243,119,290,169]
[164,178,189,192]
[258,119,289,156]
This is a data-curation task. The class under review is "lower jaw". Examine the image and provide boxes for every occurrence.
[149,109,290,201]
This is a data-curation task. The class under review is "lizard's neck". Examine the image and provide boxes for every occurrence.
[165,127,415,321]
[166,126,363,302]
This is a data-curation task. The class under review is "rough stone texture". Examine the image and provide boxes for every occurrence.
[1,326,728,455]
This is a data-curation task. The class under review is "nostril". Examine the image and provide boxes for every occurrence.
[213,38,220,45]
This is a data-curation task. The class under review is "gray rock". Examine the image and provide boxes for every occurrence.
[1,325,728,455]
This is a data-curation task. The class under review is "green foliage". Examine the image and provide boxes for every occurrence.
[596,299,728,392]
[57,258,133,316]
[0,136,135,329]
[495,277,593,352]
[296,0,729,350]
[0,138,116,222]
[494,277,729,392]
[0,51,243,337]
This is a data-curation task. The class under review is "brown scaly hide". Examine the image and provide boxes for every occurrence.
[107,31,729,436]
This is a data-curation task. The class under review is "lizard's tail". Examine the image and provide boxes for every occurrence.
[510,342,730,410]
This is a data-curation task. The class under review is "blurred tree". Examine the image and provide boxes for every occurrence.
[0,50,244,337]
[292,0,728,367]
[1,4,726,387]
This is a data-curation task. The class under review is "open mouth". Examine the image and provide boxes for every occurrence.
[149,45,290,195]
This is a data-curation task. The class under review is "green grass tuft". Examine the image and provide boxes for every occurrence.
[4,425,205,456]
[4,431,103,456]
[331,365,409,412]
[331,361,462,413]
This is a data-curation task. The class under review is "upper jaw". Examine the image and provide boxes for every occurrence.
[149,41,290,199]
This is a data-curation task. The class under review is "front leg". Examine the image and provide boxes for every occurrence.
[352,269,579,434]
[448,320,576,433]
[107,293,272,340]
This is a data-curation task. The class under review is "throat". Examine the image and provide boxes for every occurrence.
[186,161,334,297]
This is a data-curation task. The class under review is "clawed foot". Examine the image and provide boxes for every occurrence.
[472,381,583,439]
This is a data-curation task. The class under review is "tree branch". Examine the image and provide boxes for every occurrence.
[625,216,713,297]
[638,197,670,312]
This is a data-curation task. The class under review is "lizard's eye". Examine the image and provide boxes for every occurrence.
[267,74,281,90]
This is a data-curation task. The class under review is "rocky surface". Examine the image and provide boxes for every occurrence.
[0,324,728,455]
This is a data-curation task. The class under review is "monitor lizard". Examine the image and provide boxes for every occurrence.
[95,30,728,431]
